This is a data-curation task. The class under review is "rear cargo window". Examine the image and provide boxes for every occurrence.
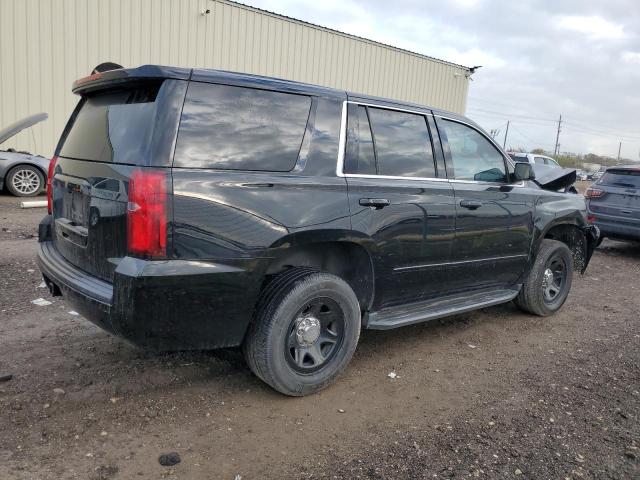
[174,82,311,171]
[58,84,161,164]
[600,170,640,188]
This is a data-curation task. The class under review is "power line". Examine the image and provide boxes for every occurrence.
[562,123,640,142]
[508,124,554,149]
[466,109,558,128]
[467,106,640,143]
[469,100,640,140]
[466,106,557,123]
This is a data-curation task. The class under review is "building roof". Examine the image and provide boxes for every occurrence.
[223,0,470,71]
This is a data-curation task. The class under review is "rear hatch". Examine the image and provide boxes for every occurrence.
[589,168,640,223]
[50,70,188,282]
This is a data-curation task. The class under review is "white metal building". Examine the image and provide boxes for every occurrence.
[0,0,471,157]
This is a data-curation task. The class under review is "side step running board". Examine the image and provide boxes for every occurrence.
[366,289,520,330]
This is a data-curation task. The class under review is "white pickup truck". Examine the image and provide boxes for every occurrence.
[509,152,561,168]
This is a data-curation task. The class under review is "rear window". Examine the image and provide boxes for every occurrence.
[59,83,161,164]
[600,170,640,188]
[174,82,311,171]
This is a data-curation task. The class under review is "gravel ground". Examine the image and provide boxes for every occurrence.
[0,191,638,479]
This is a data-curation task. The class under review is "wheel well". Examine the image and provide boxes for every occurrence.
[544,224,586,271]
[265,242,375,311]
[8,163,46,179]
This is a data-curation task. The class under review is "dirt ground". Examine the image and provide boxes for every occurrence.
[0,190,638,479]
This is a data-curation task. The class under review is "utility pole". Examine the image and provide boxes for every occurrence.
[617,141,622,162]
[503,121,510,150]
[554,114,562,156]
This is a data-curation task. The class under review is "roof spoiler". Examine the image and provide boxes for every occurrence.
[72,64,192,95]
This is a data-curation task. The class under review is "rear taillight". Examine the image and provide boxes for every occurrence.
[127,169,168,258]
[587,215,597,223]
[47,155,58,214]
[585,188,605,199]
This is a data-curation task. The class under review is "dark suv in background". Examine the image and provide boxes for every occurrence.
[38,65,598,396]
[586,166,640,244]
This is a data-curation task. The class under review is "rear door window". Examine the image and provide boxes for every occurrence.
[59,84,162,164]
[366,107,435,178]
[440,120,507,182]
[174,82,311,171]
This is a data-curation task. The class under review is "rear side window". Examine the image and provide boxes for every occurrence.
[534,156,546,164]
[59,84,161,164]
[174,83,311,171]
[440,120,506,182]
[600,170,640,188]
[367,108,435,178]
[345,105,435,178]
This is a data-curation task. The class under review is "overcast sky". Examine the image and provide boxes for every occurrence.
[247,0,640,160]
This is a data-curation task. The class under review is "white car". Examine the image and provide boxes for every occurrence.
[509,152,561,168]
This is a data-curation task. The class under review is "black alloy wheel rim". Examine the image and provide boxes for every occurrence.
[542,255,568,305]
[285,297,345,373]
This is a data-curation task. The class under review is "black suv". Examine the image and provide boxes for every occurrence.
[38,65,599,396]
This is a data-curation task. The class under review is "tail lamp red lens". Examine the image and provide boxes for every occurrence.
[47,155,58,214]
[587,215,597,223]
[585,188,605,199]
[127,169,168,258]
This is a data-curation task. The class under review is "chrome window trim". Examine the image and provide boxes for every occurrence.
[336,101,527,188]
[344,173,449,182]
[336,100,348,178]
[336,100,440,181]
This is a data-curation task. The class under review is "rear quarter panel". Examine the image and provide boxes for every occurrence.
[170,94,349,343]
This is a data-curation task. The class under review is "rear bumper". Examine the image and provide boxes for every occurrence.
[37,220,262,350]
[590,215,640,242]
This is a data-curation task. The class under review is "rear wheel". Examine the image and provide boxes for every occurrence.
[515,239,573,316]
[243,268,360,396]
[6,165,44,197]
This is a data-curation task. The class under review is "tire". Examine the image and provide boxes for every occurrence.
[243,268,361,396]
[5,165,44,197]
[514,239,573,316]
[595,235,605,248]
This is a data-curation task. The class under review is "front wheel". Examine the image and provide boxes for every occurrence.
[514,239,573,316]
[243,268,361,396]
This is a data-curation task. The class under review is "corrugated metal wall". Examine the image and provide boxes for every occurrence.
[0,0,469,156]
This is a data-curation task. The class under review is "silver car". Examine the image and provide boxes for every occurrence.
[0,113,50,197]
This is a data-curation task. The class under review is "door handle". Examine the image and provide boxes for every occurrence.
[460,200,482,210]
[359,198,390,209]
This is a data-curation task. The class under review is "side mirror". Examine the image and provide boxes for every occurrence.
[514,162,535,181]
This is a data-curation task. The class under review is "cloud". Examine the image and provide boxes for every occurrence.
[622,51,640,63]
[555,15,626,40]
[247,0,640,159]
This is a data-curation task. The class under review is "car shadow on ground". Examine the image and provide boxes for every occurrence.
[597,238,640,260]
